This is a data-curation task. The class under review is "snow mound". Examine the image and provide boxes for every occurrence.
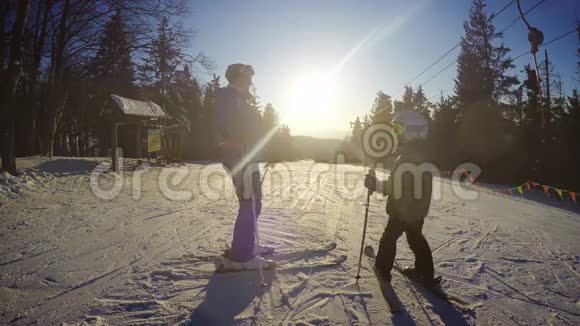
[0,157,106,203]
[0,170,48,199]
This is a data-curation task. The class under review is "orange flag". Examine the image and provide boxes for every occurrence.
[542,185,551,197]
[525,182,531,191]
[570,192,576,204]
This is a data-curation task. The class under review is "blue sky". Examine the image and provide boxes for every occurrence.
[188,0,579,139]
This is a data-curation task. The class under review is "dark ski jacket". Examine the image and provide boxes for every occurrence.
[214,86,261,158]
[382,150,433,221]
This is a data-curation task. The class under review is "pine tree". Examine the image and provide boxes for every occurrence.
[521,64,542,129]
[201,75,220,158]
[259,103,295,161]
[430,95,459,167]
[394,85,414,112]
[370,91,393,124]
[561,89,580,188]
[90,11,134,96]
[350,117,362,145]
[452,0,519,179]
[139,17,181,100]
[275,124,294,161]
[362,114,371,130]
[262,103,279,134]
[412,86,431,121]
[171,65,203,160]
[249,85,262,116]
[392,86,431,121]
[455,0,517,109]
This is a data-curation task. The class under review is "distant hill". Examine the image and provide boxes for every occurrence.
[292,135,343,163]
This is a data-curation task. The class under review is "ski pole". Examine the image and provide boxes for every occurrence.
[255,163,271,288]
[260,163,272,186]
[355,170,374,280]
[254,216,267,288]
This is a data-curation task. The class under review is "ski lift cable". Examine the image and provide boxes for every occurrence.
[419,60,456,88]
[499,0,546,34]
[427,87,454,101]
[409,0,547,92]
[405,0,516,86]
[421,0,551,103]
[424,28,575,101]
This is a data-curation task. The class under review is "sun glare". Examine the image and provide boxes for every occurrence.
[286,73,336,117]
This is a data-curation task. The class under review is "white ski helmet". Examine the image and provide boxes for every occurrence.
[392,110,429,143]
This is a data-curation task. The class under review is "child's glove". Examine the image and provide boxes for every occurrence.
[364,170,377,193]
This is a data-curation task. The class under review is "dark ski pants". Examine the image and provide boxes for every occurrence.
[223,161,262,262]
[376,215,434,280]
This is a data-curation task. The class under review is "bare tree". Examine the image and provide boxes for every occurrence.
[2,0,213,168]
[1,0,30,174]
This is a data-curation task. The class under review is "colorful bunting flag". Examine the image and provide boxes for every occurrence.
[439,175,577,204]
[542,185,551,196]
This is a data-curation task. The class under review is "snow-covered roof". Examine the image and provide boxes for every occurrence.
[110,94,167,118]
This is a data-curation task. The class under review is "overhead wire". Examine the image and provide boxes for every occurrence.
[416,0,551,102]
[499,0,546,33]
[423,28,574,104]
[405,0,516,86]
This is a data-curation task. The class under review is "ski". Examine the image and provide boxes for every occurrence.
[172,242,337,264]
[363,245,403,313]
[270,241,337,256]
[215,254,347,274]
[392,263,473,312]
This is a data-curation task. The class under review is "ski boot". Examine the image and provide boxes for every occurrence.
[401,266,442,290]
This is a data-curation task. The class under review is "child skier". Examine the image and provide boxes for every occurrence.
[364,111,439,287]
[213,63,275,271]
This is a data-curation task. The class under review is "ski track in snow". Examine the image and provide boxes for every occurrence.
[1,158,579,325]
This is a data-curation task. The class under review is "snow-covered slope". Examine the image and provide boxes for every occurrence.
[0,159,578,325]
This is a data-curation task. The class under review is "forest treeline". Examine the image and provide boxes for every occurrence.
[0,0,294,174]
[345,0,580,190]
[2,0,579,192]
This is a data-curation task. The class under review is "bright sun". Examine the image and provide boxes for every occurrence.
[286,73,336,116]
